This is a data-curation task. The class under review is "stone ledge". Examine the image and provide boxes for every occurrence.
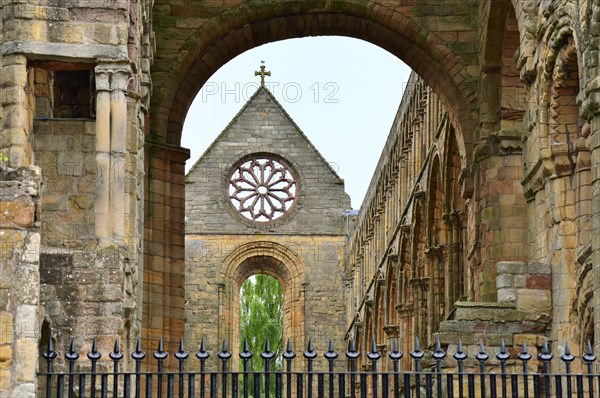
[453,300,550,323]
[1,42,127,61]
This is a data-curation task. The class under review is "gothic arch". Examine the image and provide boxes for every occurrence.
[385,253,398,329]
[374,278,385,345]
[151,3,476,160]
[426,154,446,329]
[540,32,587,350]
[397,233,412,368]
[443,126,468,304]
[411,196,428,345]
[427,154,445,248]
[219,241,306,359]
[546,36,582,176]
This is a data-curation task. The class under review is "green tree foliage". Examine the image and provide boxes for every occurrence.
[239,274,284,397]
[239,274,284,372]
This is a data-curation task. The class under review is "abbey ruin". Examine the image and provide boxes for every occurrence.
[1,0,600,395]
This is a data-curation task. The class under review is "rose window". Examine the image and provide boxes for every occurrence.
[227,156,299,222]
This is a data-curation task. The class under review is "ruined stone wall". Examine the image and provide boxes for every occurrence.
[345,74,478,369]
[345,0,600,373]
[0,166,41,397]
[33,120,96,249]
[0,0,153,389]
[344,67,555,371]
[1,0,600,391]
[517,0,597,360]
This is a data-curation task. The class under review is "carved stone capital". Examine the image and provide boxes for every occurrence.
[383,324,400,337]
[95,60,132,93]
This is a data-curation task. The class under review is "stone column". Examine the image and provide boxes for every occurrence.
[94,61,132,245]
[110,67,130,239]
[470,133,527,302]
[95,67,111,242]
[142,141,189,368]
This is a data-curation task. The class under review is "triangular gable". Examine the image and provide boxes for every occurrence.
[186,86,344,184]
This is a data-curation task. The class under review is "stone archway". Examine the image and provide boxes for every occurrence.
[219,241,306,364]
[144,1,483,354]
[151,2,479,156]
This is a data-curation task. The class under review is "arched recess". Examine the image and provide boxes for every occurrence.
[397,232,412,369]
[220,241,306,362]
[575,263,594,353]
[374,277,385,346]
[444,126,467,304]
[545,35,592,259]
[426,153,446,330]
[151,3,476,159]
[481,0,525,133]
[385,252,398,329]
[411,195,428,345]
[481,1,525,134]
[547,37,582,177]
[541,31,587,348]
[363,303,373,369]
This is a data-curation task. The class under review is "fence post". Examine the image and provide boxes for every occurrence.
[175,338,189,398]
[304,339,318,398]
[196,338,210,398]
[346,339,359,398]
[110,339,124,397]
[261,339,275,396]
[388,338,403,398]
[153,339,168,398]
[325,340,338,398]
[453,339,467,397]
[433,337,446,397]
[218,339,232,398]
[43,338,57,398]
[65,338,79,398]
[476,340,489,398]
[410,337,424,396]
[583,340,596,395]
[283,339,296,398]
[561,342,575,396]
[132,339,146,398]
[87,339,102,398]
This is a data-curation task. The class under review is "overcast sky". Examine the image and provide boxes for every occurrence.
[181,36,412,209]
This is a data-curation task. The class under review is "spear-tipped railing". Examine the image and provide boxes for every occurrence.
[39,333,600,398]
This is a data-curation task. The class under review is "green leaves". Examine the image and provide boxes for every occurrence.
[239,274,284,372]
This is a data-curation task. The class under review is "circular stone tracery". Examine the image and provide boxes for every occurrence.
[228,156,299,222]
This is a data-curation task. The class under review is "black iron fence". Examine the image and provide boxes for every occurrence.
[39,335,600,398]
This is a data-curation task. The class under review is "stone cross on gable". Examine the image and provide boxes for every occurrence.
[255,61,271,86]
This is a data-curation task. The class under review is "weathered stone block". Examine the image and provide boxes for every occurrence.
[517,289,551,313]
[14,339,37,382]
[525,274,551,290]
[496,274,513,288]
[0,200,34,228]
[497,288,518,304]
[496,261,525,275]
